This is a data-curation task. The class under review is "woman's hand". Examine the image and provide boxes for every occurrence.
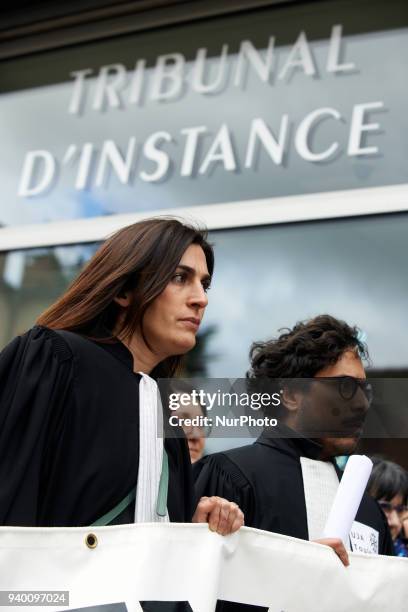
[192,496,244,535]
[314,538,350,566]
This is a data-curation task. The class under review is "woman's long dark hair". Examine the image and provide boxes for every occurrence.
[37,217,214,377]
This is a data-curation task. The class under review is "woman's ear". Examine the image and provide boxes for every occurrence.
[113,290,132,308]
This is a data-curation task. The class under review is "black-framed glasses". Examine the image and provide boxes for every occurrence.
[378,501,408,517]
[314,376,373,405]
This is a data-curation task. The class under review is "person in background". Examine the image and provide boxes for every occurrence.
[195,315,395,564]
[168,379,207,463]
[402,511,408,539]
[367,457,408,557]
[180,400,207,464]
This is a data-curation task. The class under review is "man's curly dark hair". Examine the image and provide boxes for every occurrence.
[247,314,369,380]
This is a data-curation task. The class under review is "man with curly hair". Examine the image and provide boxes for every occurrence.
[194,314,394,558]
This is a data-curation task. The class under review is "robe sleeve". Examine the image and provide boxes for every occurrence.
[193,453,255,526]
[0,326,74,526]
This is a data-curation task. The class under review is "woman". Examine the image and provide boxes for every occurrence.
[0,217,243,533]
[367,457,408,557]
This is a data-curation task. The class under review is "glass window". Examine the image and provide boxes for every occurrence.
[1,213,407,376]
[205,214,408,377]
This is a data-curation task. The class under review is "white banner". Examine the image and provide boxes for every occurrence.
[0,524,406,612]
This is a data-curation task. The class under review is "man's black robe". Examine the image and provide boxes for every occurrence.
[0,326,193,526]
[194,434,394,555]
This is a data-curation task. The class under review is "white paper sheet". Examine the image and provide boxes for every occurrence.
[323,454,373,545]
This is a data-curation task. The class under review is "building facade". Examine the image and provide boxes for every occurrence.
[1,0,407,462]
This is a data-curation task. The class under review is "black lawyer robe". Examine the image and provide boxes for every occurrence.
[194,433,394,555]
[0,326,194,526]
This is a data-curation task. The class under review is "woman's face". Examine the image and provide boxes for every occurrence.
[379,494,405,540]
[142,244,211,359]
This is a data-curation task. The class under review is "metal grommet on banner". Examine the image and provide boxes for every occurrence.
[85,533,98,549]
